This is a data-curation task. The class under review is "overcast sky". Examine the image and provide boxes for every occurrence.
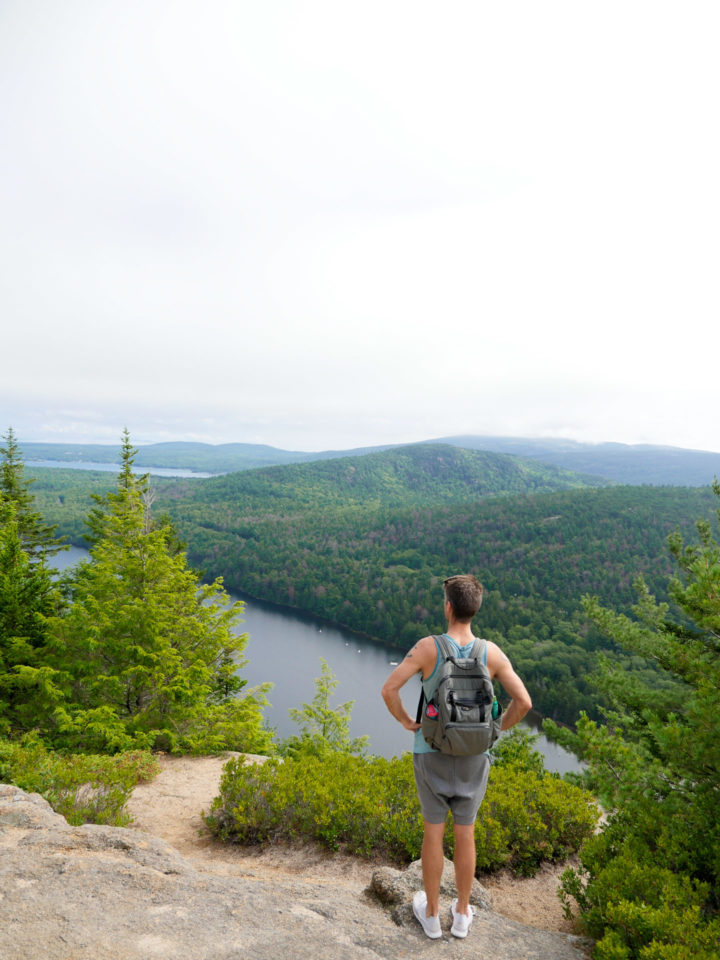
[2,1,719,452]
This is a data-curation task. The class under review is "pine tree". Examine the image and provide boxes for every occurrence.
[85,428,147,545]
[548,482,720,959]
[50,432,273,755]
[0,505,64,734]
[281,658,368,759]
[0,431,65,734]
[0,427,66,561]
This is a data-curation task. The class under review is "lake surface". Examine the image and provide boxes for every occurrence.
[54,546,582,773]
[27,459,213,478]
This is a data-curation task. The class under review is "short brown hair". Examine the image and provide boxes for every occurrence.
[443,574,483,622]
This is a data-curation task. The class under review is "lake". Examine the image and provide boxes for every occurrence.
[27,459,213,478]
[54,546,582,773]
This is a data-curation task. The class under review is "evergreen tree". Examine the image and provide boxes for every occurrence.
[50,433,273,755]
[0,504,63,734]
[85,428,147,545]
[281,658,368,759]
[548,482,720,959]
[0,427,66,561]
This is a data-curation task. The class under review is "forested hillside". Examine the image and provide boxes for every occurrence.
[29,443,606,540]
[170,443,608,507]
[439,435,720,486]
[27,445,715,724]
[21,433,720,484]
[164,483,714,723]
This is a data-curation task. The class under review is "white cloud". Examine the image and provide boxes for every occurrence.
[2,1,719,451]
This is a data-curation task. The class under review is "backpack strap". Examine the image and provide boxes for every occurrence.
[415,688,424,724]
[470,637,487,666]
[435,633,453,662]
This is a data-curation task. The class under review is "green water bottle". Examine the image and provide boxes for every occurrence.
[492,697,500,719]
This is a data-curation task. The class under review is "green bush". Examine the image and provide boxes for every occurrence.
[473,762,597,875]
[205,749,598,874]
[489,725,547,775]
[549,484,720,958]
[559,810,720,960]
[0,733,158,826]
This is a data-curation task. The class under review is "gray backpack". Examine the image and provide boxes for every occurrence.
[416,635,503,756]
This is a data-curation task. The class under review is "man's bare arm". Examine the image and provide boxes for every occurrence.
[487,642,532,731]
[381,636,435,732]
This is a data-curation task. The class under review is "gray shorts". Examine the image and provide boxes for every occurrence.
[413,752,491,826]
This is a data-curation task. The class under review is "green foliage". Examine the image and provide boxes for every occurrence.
[281,658,368,759]
[559,821,720,960]
[25,442,720,732]
[489,725,546,776]
[188,442,607,509]
[0,432,67,735]
[207,659,596,873]
[28,455,715,725]
[206,750,597,872]
[19,435,720,485]
[0,733,158,826]
[0,507,64,734]
[1,427,66,561]
[547,484,720,959]
[42,432,274,756]
[474,762,598,875]
[206,753,420,859]
[166,477,711,724]
[25,466,117,545]
[0,430,275,757]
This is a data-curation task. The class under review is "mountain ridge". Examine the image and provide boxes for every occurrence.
[176,443,608,510]
[18,435,720,485]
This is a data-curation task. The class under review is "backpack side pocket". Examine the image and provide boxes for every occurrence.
[420,699,441,750]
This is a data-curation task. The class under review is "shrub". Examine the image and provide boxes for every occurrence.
[473,762,598,875]
[489,724,547,775]
[0,733,158,826]
[205,749,598,873]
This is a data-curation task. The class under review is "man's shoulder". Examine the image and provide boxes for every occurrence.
[412,634,439,673]
[417,633,439,648]
[414,633,439,657]
[485,640,513,675]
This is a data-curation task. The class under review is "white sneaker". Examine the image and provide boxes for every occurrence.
[450,898,473,938]
[412,891,442,939]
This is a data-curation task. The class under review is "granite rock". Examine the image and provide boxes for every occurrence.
[0,784,592,960]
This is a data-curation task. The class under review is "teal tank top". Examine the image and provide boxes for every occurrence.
[413,634,487,754]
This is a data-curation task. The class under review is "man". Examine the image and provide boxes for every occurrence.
[381,574,532,940]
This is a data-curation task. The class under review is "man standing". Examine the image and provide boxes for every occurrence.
[381,574,532,939]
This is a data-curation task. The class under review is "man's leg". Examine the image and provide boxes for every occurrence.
[452,822,476,915]
[421,820,446,916]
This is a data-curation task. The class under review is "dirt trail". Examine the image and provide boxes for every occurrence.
[126,752,576,932]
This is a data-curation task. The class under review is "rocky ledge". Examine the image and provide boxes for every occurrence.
[0,784,592,960]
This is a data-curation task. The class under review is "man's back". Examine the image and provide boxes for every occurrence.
[381,573,532,941]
